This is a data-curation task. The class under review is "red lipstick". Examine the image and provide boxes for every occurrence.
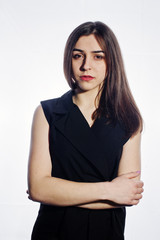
[80,75,94,81]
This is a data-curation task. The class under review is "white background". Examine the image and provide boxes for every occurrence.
[0,0,160,239]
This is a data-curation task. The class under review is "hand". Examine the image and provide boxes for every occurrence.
[109,171,144,206]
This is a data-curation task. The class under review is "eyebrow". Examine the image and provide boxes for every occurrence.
[73,48,105,53]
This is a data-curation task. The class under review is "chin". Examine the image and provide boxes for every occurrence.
[76,85,99,93]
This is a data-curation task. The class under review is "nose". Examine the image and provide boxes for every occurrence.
[80,56,91,71]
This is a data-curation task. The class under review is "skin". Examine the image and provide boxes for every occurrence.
[27,34,144,209]
[72,35,107,94]
[71,34,107,127]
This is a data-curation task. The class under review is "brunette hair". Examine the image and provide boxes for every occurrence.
[63,21,142,137]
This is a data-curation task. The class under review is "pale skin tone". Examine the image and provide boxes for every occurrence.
[27,34,144,209]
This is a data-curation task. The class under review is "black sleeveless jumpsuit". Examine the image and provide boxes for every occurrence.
[31,90,129,240]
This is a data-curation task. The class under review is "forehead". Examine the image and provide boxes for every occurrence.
[74,34,103,51]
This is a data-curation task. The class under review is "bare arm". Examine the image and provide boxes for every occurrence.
[78,131,143,209]
[28,106,143,207]
[117,131,141,179]
[28,105,108,206]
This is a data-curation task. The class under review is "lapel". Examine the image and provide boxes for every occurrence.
[51,90,109,180]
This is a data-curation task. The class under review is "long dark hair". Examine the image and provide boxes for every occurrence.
[63,21,142,137]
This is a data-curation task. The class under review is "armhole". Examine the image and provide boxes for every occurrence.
[40,101,50,125]
[123,136,130,146]
[117,121,131,146]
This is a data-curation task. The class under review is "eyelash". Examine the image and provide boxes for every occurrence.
[94,55,104,60]
[72,54,105,60]
[72,54,83,59]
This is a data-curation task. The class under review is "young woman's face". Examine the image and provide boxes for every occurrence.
[72,34,107,93]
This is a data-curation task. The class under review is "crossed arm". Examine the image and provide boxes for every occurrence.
[27,105,144,209]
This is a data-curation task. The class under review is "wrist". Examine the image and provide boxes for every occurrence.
[98,181,112,201]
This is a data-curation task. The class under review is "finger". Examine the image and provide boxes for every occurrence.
[131,199,140,205]
[134,193,143,200]
[136,188,144,194]
[136,181,144,188]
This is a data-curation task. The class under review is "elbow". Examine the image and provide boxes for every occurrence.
[28,186,41,202]
[28,182,45,203]
[28,177,54,204]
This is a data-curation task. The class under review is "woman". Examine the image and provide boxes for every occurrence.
[28,21,144,240]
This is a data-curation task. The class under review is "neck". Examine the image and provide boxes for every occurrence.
[73,88,100,109]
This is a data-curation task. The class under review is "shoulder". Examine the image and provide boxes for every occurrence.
[39,97,60,126]
[111,120,130,146]
[114,117,142,145]
[39,90,73,125]
[41,90,73,109]
[41,97,59,111]
[124,128,142,147]
[31,99,59,129]
[40,97,60,121]
[32,105,48,126]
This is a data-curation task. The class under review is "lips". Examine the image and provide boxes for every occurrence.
[80,75,94,81]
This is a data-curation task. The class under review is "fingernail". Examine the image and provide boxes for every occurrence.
[136,171,141,174]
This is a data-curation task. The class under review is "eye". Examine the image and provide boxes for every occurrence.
[94,55,105,60]
[72,54,83,59]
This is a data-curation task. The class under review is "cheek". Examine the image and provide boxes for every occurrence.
[71,64,76,76]
[102,64,107,77]
[98,65,107,77]
[72,62,80,74]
